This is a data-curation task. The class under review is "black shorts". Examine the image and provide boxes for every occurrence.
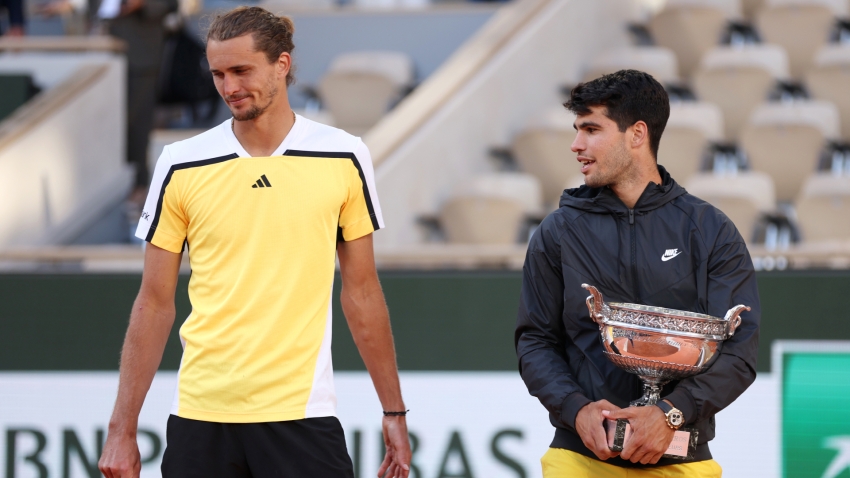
[161,415,354,478]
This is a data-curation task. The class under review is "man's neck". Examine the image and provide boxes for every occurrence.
[609,163,662,209]
[233,100,296,157]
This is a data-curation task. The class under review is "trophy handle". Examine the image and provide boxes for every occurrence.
[582,284,605,325]
[724,305,750,337]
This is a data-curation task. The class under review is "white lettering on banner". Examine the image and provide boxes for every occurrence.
[0,372,778,477]
[0,372,551,478]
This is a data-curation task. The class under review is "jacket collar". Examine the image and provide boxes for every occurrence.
[558,165,686,214]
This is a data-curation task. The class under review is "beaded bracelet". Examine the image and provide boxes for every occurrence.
[382,410,409,417]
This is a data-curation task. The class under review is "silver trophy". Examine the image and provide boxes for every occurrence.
[581,284,750,459]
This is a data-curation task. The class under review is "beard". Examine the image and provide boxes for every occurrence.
[584,139,633,188]
[229,80,279,122]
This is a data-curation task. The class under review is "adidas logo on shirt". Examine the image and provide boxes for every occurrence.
[252,175,272,188]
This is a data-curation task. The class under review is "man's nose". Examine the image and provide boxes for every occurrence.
[571,133,584,153]
[223,75,240,97]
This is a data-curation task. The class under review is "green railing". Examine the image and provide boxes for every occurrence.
[1,271,848,372]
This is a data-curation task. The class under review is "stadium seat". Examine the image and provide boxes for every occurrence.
[806,45,850,140]
[742,0,767,18]
[512,108,578,209]
[658,101,725,183]
[740,100,840,202]
[765,0,848,16]
[318,51,414,135]
[756,4,836,79]
[439,172,542,245]
[685,171,776,242]
[692,44,789,140]
[795,174,850,242]
[459,172,543,216]
[665,0,743,19]
[582,47,680,84]
[439,197,526,245]
[546,174,587,208]
[648,1,737,79]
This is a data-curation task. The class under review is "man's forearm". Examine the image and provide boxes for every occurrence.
[341,285,405,411]
[108,294,175,434]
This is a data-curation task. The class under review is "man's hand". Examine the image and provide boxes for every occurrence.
[338,234,409,477]
[98,244,180,478]
[98,428,141,478]
[603,405,674,464]
[575,399,621,460]
[377,416,411,478]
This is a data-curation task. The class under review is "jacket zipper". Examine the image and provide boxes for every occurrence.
[629,209,639,302]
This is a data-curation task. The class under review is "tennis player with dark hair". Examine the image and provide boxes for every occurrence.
[98,7,410,478]
[515,70,760,476]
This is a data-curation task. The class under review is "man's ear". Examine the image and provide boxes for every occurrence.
[277,51,292,81]
[630,121,649,151]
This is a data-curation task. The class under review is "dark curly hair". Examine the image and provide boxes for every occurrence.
[564,69,669,158]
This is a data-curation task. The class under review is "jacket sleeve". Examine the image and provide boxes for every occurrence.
[515,223,592,431]
[663,238,760,425]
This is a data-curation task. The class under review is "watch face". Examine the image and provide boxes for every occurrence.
[668,410,684,427]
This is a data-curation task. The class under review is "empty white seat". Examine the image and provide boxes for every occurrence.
[439,197,526,245]
[459,172,543,216]
[806,45,850,140]
[546,174,588,207]
[658,102,725,183]
[699,44,790,78]
[667,101,726,141]
[318,51,414,135]
[512,108,579,208]
[440,172,542,245]
[747,100,840,138]
[813,44,850,66]
[741,100,839,202]
[649,5,729,79]
[582,47,680,84]
[685,172,776,241]
[756,3,836,79]
[693,44,789,140]
[795,174,850,242]
[766,0,848,16]
[742,0,767,18]
[325,51,414,88]
[666,0,743,18]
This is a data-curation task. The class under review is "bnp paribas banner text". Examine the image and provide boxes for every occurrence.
[2,372,775,478]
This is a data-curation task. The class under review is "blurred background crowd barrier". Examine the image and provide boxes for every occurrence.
[1,0,850,477]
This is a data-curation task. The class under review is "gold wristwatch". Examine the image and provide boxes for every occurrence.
[656,400,684,430]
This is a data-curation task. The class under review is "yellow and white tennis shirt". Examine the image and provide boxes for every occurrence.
[135,115,383,423]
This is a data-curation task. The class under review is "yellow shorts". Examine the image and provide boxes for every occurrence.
[541,448,723,478]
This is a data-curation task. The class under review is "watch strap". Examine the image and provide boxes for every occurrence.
[656,400,674,415]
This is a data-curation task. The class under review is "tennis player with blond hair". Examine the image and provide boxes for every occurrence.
[98,7,410,477]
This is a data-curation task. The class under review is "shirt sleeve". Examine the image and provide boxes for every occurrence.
[663,235,760,426]
[338,139,384,241]
[134,145,188,253]
[515,216,592,431]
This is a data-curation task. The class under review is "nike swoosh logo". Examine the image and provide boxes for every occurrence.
[661,252,682,262]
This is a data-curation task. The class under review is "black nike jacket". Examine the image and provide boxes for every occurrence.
[514,166,760,467]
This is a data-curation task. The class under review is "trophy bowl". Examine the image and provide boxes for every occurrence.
[582,284,749,407]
